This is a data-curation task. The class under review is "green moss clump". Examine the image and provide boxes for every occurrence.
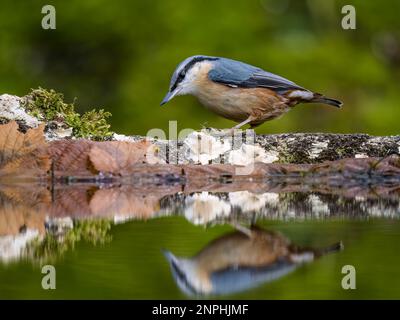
[26,219,112,263]
[22,87,112,140]
[77,109,113,140]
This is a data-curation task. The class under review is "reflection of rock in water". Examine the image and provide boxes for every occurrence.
[0,229,39,263]
[159,191,400,224]
[164,225,342,296]
[1,181,399,230]
[0,182,398,263]
[0,216,111,264]
[183,192,231,225]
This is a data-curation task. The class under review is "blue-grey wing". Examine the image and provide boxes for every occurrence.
[209,261,297,296]
[208,58,305,94]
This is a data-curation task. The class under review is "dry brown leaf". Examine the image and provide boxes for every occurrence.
[0,121,50,177]
[89,140,161,175]
[49,140,95,176]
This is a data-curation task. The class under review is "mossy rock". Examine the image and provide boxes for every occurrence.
[22,87,113,140]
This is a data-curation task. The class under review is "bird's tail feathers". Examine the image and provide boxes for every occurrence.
[314,241,344,258]
[289,241,343,260]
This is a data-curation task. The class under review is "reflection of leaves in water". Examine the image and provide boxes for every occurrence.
[90,187,162,219]
[48,185,172,219]
[1,182,399,237]
[0,185,49,236]
[26,219,112,263]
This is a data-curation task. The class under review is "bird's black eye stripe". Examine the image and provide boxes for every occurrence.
[170,56,218,91]
[170,260,197,295]
[171,71,185,91]
[178,71,185,81]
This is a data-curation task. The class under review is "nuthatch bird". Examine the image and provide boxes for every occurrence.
[161,55,342,129]
[163,225,343,296]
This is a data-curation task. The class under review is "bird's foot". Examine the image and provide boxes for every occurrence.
[230,221,253,238]
[201,127,237,137]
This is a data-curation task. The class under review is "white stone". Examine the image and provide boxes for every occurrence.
[308,140,329,159]
[184,131,231,165]
[228,144,279,165]
[355,153,369,159]
[45,126,73,141]
[0,94,41,127]
[112,133,142,142]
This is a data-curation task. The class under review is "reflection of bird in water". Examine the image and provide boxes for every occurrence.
[163,225,343,296]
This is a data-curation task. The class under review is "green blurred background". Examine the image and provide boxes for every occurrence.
[0,0,399,135]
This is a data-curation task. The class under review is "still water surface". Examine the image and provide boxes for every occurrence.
[0,183,399,299]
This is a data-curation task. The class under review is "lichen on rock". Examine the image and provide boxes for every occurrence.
[0,94,41,128]
[228,144,279,165]
[183,131,232,164]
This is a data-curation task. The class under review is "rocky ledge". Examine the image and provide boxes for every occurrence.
[1,89,399,165]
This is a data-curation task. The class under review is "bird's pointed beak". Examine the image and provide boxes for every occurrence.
[160,88,180,106]
[161,248,178,264]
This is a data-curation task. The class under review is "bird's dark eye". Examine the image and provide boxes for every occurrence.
[171,71,186,91]
[178,71,185,81]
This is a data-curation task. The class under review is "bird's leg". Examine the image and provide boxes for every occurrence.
[232,117,252,130]
[250,212,257,226]
[228,117,253,135]
[230,221,253,238]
